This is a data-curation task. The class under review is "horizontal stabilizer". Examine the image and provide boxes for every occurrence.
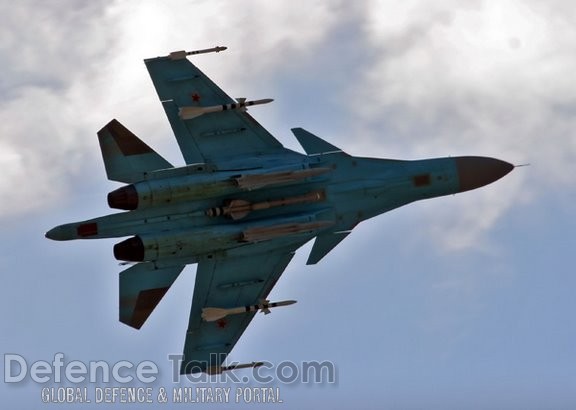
[307,230,351,265]
[291,128,344,155]
[119,263,185,329]
[98,119,173,183]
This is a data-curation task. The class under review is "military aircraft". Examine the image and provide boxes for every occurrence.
[46,46,514,375]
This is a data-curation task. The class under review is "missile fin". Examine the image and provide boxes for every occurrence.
[179,106,206,120]
[226,199,252,220]
[201,307,230,322]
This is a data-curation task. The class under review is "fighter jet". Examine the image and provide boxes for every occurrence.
[46,46,514,375]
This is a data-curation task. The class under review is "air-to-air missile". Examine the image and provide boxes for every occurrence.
[205,190,325,220]
[168,46,227,60]
[179,98,274,120]
[201,300,297,322]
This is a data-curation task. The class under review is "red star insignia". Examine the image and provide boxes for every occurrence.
[216,319,227,329]
[191,93,201,102]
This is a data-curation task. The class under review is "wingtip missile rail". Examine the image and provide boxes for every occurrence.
[201,300,297,322]
[205,361,264,375]
[168,46,227,60]
[179,98,273,120]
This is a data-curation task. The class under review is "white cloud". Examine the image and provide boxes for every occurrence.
[0,1,118,217]
[106,0,341,81]
[0,0,346,218]
[352,0,576,250]
[364,0,576,166]
[1,0,573,254]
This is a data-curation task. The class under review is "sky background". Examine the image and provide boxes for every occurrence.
[1,0,575,408]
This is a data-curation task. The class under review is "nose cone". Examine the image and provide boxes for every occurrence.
[45,224,75,241]
[456,156,513,193]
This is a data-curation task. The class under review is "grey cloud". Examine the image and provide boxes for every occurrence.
[0,1,114,98]
[0,0,353,218]
[0,0,119,217]
[347,0,576,249]
[2,0,573,249]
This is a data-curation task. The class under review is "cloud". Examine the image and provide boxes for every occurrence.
[0,1,118,217]
[0,1,111,96]
[0,0,345,218]
[360,0,576,161]
[350,0,576,249]
[1,0,573,252]
[105,0,342,83]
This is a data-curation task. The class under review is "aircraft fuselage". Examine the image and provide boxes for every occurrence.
[46,152,512,265]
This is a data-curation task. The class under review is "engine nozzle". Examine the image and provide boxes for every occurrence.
[114,236,144,261]
[108,185,138,210]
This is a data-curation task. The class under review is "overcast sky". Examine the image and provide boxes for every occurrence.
[1,1,575,409]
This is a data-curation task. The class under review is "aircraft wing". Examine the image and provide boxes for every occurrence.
[180,240,306,374]
[144,53,288,165]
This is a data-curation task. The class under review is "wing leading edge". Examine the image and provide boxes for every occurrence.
[144,52,291,166]
[120,49,344,374]
[179,240,308,374]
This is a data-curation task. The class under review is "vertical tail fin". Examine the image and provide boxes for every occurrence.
[97,119,173,183]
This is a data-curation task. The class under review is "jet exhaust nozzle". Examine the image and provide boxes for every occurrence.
[108,185,138,210]
[114,236,145,262]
